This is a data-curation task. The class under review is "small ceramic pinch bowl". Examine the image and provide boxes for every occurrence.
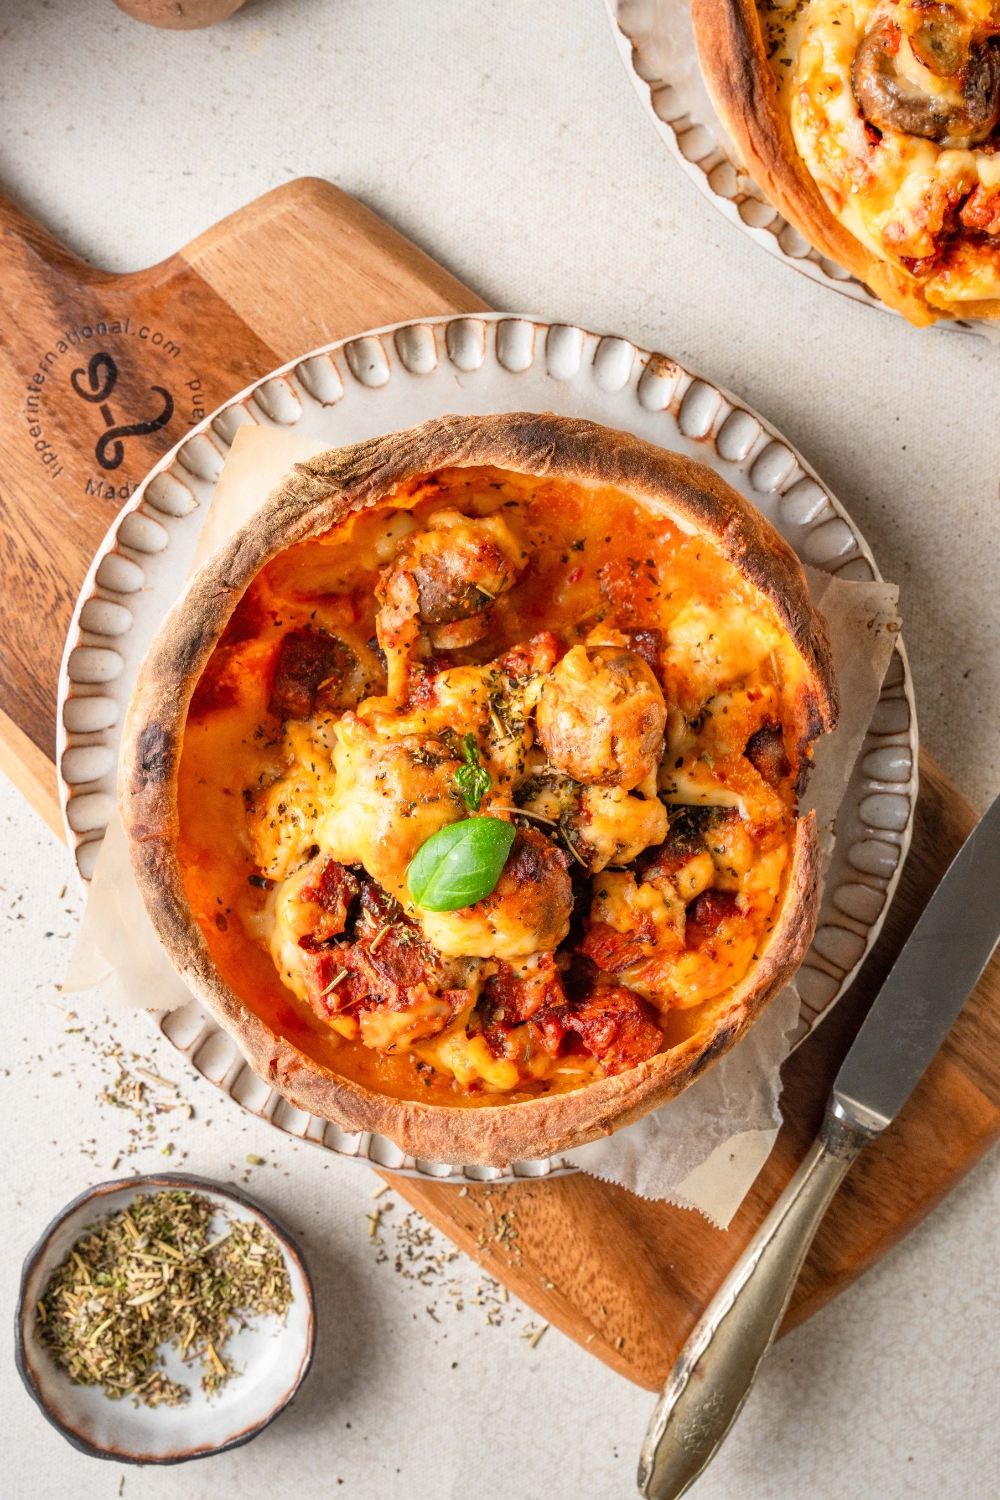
[16,1173,315,1463]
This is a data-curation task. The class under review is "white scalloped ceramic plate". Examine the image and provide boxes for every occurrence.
[606,0,989,337]
[57,313,917,1184]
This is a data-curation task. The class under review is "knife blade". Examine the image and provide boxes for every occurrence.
[639,790,1000,1500]
[833,788,1000,1135]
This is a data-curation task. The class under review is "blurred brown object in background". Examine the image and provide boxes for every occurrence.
[113,0,246,28]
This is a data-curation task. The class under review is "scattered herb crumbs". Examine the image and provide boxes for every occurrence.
[35,1190,292,1407]
[367,1197,530,1333]
[133,1067,177,1092]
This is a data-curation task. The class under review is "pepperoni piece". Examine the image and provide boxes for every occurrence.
[744,722,791,789]
[268,630,354,721]
[484,952,566,1025]
[579,922,651,973]
[298,859,360,935]
[358,934,433,1001]
[356,923,436,1001]
[961,183,1000,235]
[685,889,740,951]
[563,986,663,1075]
[300,945,369,1018]
[300,873,450,1019]
[329,880,444,1008]
[531,1007,571,1057]
[358,878,401,931]
[624,628,664,685]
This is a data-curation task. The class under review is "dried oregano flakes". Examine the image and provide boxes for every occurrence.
[34,1190,293,1407]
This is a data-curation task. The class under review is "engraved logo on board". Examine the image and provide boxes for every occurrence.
[22,318,203,495]
[70,352,175,471]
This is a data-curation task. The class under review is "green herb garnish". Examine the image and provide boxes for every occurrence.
[407,817,516,911]
[453,733,491,812]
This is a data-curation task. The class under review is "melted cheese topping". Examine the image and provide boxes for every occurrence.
[176,467,822,1107]
[773,0,1000,309]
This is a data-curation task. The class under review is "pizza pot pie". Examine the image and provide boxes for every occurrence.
[120,413,838,1166]
[691,0,1000,325]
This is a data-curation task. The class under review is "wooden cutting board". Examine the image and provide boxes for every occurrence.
[2,177,998,1393]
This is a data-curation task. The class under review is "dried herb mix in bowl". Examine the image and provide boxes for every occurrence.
[34,1189,293,1407]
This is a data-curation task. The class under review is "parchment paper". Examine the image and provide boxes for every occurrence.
[65,427,901,1226]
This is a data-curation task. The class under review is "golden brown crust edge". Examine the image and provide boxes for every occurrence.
[688,0,947,328]
[121,412,834,1166]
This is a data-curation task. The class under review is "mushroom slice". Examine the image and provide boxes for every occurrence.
[852,19,1000,144]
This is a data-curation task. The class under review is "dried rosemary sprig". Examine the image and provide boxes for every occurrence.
[35,1190,293,1406]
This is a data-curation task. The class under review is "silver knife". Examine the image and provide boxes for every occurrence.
[638,790,1000,1500]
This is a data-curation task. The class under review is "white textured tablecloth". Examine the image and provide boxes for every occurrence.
[2,2,999,1497]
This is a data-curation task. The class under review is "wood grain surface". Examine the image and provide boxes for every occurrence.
[2,177,996,1392]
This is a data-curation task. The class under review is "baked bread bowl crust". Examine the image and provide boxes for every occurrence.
[688,0,1000,328]
[120,412,836,1165]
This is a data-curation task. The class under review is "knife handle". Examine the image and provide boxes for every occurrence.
[637,1109,872,1500]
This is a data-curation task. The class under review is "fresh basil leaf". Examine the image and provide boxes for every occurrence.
[455,762,491,811]
[455,733,491,810]
[407,817,516,912]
